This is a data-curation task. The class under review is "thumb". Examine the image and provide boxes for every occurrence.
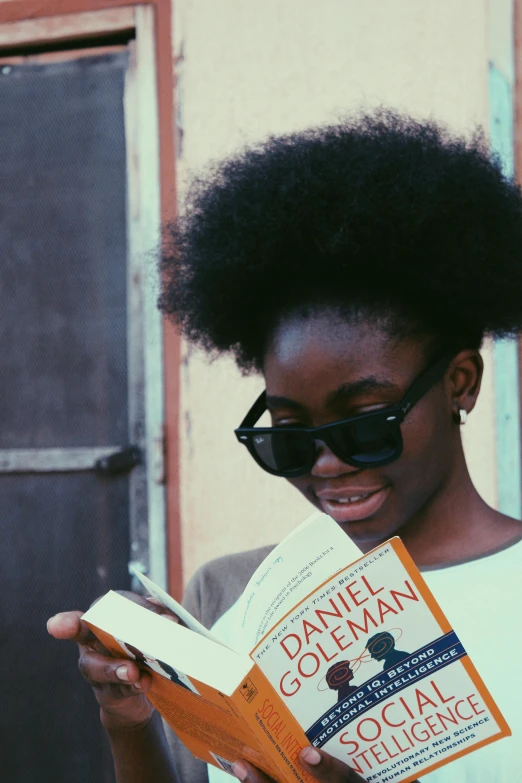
[299,746,365,782]
[299,747,420,783]
[47,611,94,644]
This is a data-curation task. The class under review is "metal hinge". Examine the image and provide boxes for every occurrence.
[95,446,142,475]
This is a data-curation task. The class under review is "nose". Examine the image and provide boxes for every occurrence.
[310,439,361,478]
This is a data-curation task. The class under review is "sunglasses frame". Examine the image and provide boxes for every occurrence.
[234,353,453,477]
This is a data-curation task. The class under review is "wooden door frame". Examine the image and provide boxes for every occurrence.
[0,0,182,598]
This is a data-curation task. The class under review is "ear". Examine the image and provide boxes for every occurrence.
[447,350,483,419]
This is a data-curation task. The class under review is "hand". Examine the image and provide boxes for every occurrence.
[47,591,179,732]
[231,746,420,782]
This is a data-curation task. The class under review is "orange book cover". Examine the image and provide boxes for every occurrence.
[85,597,314,782]
[83,512,510,783]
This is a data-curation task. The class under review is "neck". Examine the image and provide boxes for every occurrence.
[364,445,522,567]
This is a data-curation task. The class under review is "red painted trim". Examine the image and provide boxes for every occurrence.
[0,0,149,23]
[0,0,183,598]
[153,2,183,601]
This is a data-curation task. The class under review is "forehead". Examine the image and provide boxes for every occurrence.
[263,310,424,394]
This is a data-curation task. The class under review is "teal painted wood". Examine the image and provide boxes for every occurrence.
[489,62,522,517]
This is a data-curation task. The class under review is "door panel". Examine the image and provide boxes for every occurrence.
[2,473,129,779]
[0,51,132,781]
[0,53,129,448]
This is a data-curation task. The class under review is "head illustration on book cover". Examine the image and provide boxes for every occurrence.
[322,660,358,703]
[317,630,411,707]
[115,639,199,694]
[365,631,410,671]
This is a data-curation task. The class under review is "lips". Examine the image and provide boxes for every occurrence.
[315,486,390,524]
[315,486,386,502]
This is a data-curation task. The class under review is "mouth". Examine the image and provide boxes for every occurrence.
[315,486,390,524]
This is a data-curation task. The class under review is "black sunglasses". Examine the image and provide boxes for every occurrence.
[234,353,452,477]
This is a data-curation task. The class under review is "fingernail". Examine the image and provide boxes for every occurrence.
[232,761,248,781]
[161,613,179,623]
[133,680,143,690]
[46,617,56,633]
[116,666,130,681]
[301,746,321,765]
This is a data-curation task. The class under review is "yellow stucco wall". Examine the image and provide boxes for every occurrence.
[172,0,498,586]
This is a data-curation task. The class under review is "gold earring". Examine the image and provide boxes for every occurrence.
[459,408,468,425]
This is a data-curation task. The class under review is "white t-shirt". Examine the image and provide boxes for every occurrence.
[419,539,522,783]
[208,538,522,783]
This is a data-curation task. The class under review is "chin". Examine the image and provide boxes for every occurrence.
[336,515,404,549]
[299,485,406,547]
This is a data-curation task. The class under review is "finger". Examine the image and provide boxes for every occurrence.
[87,590,166,613]
[115,590,167,612]
[298,747,420,783]
[231,760,274,782]
[77,647,150,691]
[91,677,152,704]
[299,746,368,782]
[47,611,97,644]
[143,596,181,623]
[143,596,166,608]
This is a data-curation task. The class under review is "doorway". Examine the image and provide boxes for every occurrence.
[0,7,166,780]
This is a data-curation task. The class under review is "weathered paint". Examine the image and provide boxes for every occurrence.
[488,9,522,518]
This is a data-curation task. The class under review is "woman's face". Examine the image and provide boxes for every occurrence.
[262,310,466,549]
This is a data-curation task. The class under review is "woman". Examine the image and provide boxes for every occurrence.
[48,110,522,782]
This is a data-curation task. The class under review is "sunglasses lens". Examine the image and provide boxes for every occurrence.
[246,417,402,475]
[330,418,401,465]
[250,430,314,474]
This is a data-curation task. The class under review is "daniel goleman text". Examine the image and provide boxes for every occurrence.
[277,573,418,697]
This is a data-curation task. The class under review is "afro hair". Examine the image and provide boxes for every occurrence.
[160,108,522,372]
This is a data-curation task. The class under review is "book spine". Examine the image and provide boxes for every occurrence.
[227,663,318,783]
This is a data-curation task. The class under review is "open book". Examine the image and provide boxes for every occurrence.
[83,512,510,783]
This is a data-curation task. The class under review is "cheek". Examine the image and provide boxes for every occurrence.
[284,401,456,516]
[285,476,322,507]
[394,401,455,481]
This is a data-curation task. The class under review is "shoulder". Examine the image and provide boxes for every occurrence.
[182,545,275,629]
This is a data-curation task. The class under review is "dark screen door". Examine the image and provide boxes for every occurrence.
[0,51,135,781]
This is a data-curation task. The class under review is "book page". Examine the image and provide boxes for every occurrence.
[238,512,362,650]
[83,591,253,695]
[130,566,228,646]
